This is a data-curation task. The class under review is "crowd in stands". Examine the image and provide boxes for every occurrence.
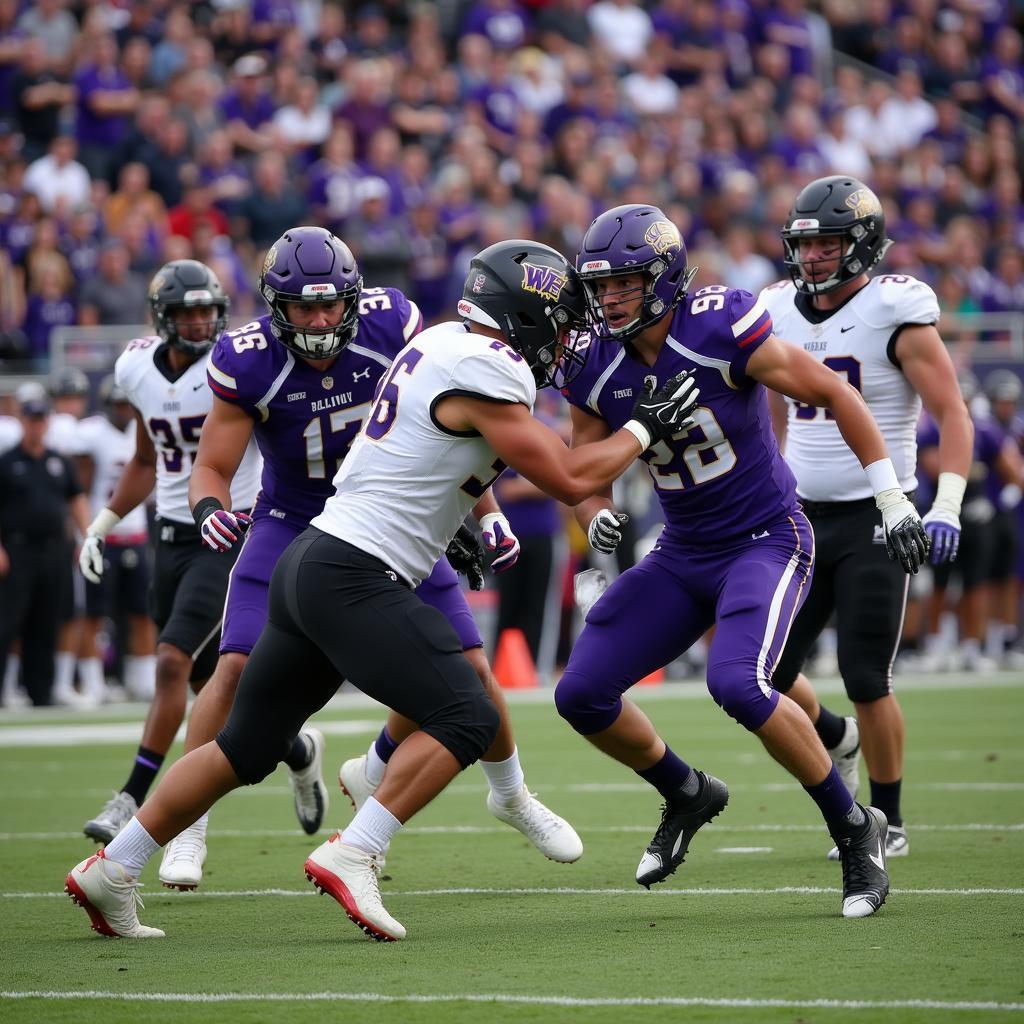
[1,0,1023,368]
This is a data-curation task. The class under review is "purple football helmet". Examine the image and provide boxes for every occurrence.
[260,226,363,359]
[576,205,696,343]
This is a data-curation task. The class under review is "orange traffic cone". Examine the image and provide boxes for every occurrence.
[492,628,538,689]
[636,666,664,686]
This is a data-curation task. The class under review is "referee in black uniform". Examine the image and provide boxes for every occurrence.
[0,388,91,706]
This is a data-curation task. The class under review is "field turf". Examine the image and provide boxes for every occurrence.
[0,675,1021,1023]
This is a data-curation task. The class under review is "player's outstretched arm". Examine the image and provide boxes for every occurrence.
[190,396,256,553]
[567,405,628,553]
[80,408,158,583]
[749,333,929,573]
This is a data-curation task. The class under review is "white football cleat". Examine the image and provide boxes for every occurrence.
[304,833,405,941]
[65,850,164,938]
[827,716,861,802]
[158,822,207,890]
[289,728,329,835]
[487,784,583,863]
[83,791,139,844]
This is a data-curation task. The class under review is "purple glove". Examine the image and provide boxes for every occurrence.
[921,506,960,565]
[200,510,253,553]
[479,512,520,573]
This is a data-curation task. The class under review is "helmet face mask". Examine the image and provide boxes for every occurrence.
[149,260,230,356]
[260,227,363,360]
[782,176,892,295]
[576,204,695,343]
[459,240,590,389]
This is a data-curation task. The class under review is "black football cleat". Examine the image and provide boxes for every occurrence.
[636,771,729,888]
[832,804,890,918]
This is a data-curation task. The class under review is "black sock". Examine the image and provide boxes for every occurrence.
[283,733,311,771]
[814,705,848,750]
[869,778,902,827]
[122,745,165,805]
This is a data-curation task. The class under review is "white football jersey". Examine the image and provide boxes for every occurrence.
[312,321,536,587]
[762,274,939,502]
[115,336,261,523]
[73,415,149,540]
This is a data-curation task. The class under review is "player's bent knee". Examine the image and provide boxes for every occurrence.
[554,671,622,735]
[421,685,500,769]
[838,667,889,704]
[706,667,778,731]
[154,643,192,688]
[214,729,289,785]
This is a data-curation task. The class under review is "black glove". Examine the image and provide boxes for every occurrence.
[624,371,701,449]
[445,523,485,591]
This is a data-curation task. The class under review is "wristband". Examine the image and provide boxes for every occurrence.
[864,458,900,497]
[192,496,225,531]
[622,419,651,451]
[933,472,967,515]
[87,507,121,540]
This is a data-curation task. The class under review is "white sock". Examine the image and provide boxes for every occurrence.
[125,655,156,700]
[54,651,76,694]
[2,654,21,699]
[480,747,525,804]
[342,796,402,857]
[364,741,387,788]
[184,812,209,837]
[103,817,161,876]
[79,657,106,700]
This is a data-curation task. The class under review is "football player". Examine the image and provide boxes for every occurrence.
[154,225,579,891]
[64,239,698,941]
[763,176,973,860]
[72,374,157,706]
[77,260,261,846]
[558,203,928,918]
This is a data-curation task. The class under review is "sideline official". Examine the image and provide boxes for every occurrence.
[0,387,90,705]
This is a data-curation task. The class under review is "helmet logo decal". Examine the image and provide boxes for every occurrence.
[643,220,681,255]
[263,245,278,275]
[149,273,165,298]
[521,261,567,302]
[457,299,473,317]
[789,218,819,230]
[183,289,213,303]
[471,273,486,293]
[302,282,338,297]
[844,188,882,218]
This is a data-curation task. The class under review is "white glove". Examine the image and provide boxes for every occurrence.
[79,507,121,584]
[587,509,629,553]
[200,509,253,553]
[479,512,520,573]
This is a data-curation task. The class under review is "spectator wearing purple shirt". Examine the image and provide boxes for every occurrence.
[74,35,140,184]
[219,54,277,155]
[334,59,392,161]
[981,247,1024,314]
[306,126,361,232]
[406,201,449,326]
[981,27,1024,122]
[250,0,297,52]
[758,0,816,78]
[462,0,530,52]
[467,52,522,153]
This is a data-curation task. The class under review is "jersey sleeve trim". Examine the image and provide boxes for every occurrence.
[208,359,238,392]
[404,300,423,340]
[885,322,935,371]
[428,389,519,438]
[732,298,773,349]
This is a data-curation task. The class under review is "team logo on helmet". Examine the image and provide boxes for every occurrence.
[471,273,486,294]
[263,245,278,275]
[644,220,681,256]
[521,261,567,302]
[149,272,165,298]
[844,188,882,219]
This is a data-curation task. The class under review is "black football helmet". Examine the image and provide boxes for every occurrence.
[148,260,230,356]
[458,240,589,389]
[781,176,892,295]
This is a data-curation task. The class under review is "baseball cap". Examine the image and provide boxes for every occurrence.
[16,381,50,417]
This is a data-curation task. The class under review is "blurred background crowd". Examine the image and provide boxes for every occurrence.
[1,0,1023,705]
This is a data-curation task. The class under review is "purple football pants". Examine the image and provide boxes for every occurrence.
[555,511,814,733]
[221,509,482,656]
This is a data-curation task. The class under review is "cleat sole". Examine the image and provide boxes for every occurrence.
[65,876,118,937]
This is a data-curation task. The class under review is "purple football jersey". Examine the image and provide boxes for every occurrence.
[208,288,422,522]
[563,286,797,542]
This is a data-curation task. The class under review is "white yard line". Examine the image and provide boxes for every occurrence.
[0,990,1021,1012]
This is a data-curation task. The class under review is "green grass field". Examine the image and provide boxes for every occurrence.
[1,676,1021,1024]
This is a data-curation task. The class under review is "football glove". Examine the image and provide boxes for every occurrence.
[199,509,253,553]
[875,488,930,575]
[79,535,105,584]
[79,507,121,583]
[921,506,960,565]
[623,371,700,450]
[479,512,520,573]
[574,567,609,617]
[587,509,629,554]
[446,523,485,591]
